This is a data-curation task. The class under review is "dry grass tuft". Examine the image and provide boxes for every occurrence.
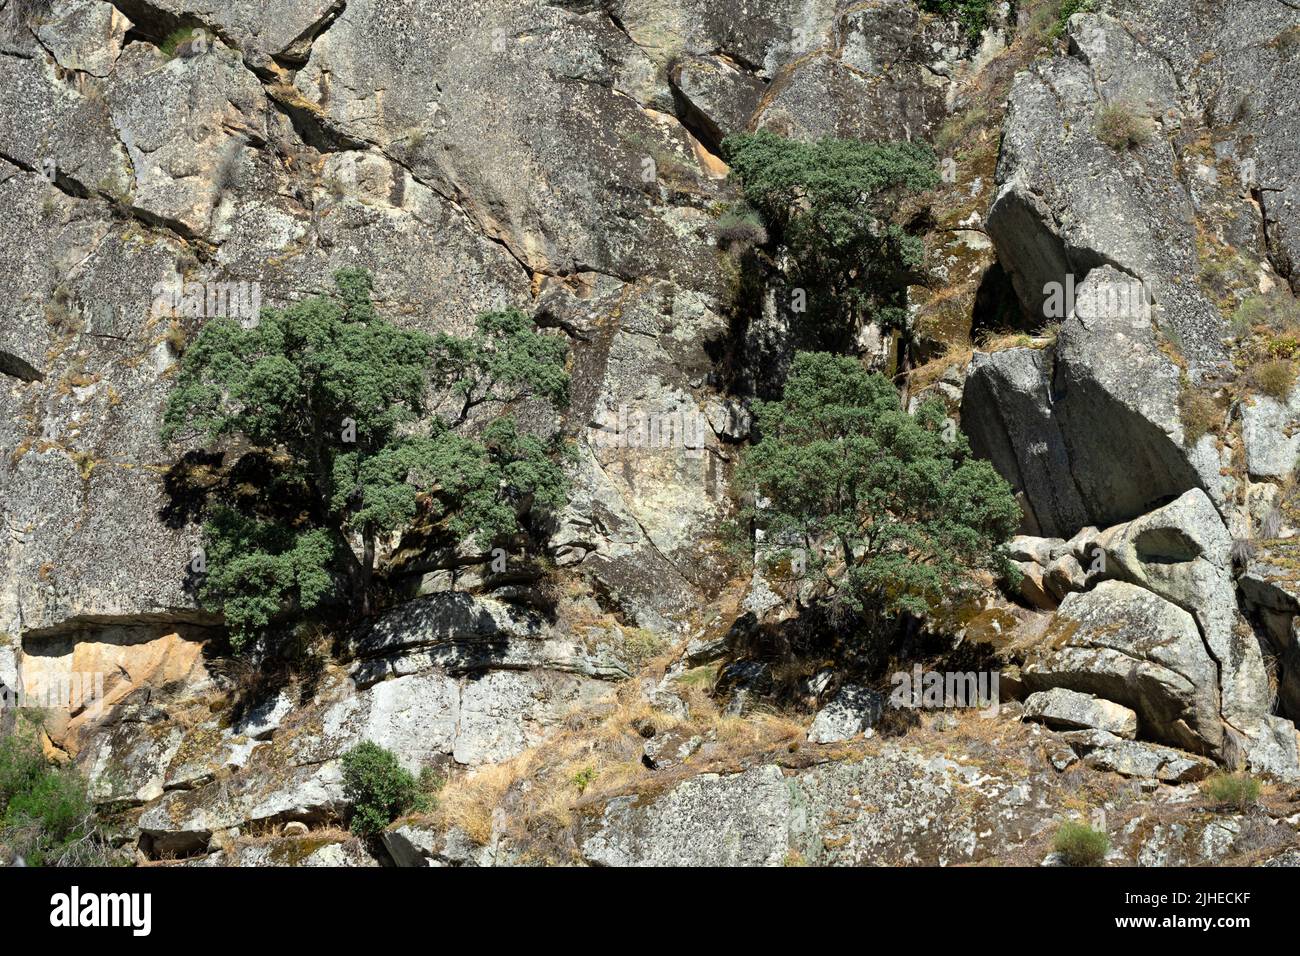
[1095,101,1154,151]
[1178,381,1221,446]
[1248,358,1297,402]
[430,676,805,855]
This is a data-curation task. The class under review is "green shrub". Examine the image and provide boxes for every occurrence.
[1233,293,1300,336]
[711,206,768,253]
[158,27,208,59]
[0,734,109,866]
[571,766,598,795]
[417,767,445,808]
[1203,772,1261,811]
[737,352,1021,640]
[1096,101,1153,151]
[1053,0,1097,38]
[722,131,938,348]
[161,268,570,649]
[918,0,996,39]
[340,741,425,836]
[1053,821,1109,866]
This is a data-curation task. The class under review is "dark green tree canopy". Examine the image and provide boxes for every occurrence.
[722,130,939,346]
[918,0,996,39]
[162,269,570,648]
[738,351,1020,631]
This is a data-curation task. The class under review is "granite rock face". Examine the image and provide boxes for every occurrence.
[1024,581,1225,756]
[3,0,1300,867]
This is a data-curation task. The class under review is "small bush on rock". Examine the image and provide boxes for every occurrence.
[1249,358,1297,401]
[1203,772,1261,812]
[0,733,110,866]
[1053,821,1109,866]
[1053,0,1097,38]
[918,0,995,39]
[711,205,768,253]
[341,741,425,836]
[1177,381,1220,446]
[1233,293,1300,335]
[1096,101,1153,151]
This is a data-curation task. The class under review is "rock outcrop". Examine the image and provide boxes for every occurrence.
[3,0,1300,869]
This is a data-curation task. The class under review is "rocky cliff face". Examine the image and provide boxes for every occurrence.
[2,0,1299,867]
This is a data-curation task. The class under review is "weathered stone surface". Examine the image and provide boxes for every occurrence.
[6,0,1298,872]
[1023,688,1137,739]
[453,668,609,766]
[78,703,186,805]
[807,684,883,744]
[21,624,213,753]
[1238,542,1300,721]
[1013,560,1057,611]
[1058,728,1214,782]
[196,835,382,868]
[106,40,273,238]
[1242,391,1300,481]
[581,764,791,867]
[140,758,345,856]
[35,0,132,77]
[1242,714,1300,782]
[1024,581,1224,755]
[1099,489,1271,736]
[1102,0,1300,294]
[962,347,1088,537]
[754,0,954,143]
[989,17,1228,354]
[670,53,765,151]
[549,275,736,631]
[129,591,629,853]
[294,0,723,287]
[349,592,629,684]
[971,4,1288,545]
[580,747,1061,867]
[109,0,344,65]
[1043,553,1086,602]
[1009,535,1059,566]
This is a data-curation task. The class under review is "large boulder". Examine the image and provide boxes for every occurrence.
[968,5,1293,540]
[753,0,956,143]
[1023,581,1224,756]
[1239,542,1300,719]
[807,684,883,744]
[961,269,1224,538]
[961,346,1088,537]
[1098,490,1271,737]
[987,14,1235,355]
[1023,688,1137,739]
[1101,0,1300,294]
[580,747,1063,867]
[1241,390,1300,481]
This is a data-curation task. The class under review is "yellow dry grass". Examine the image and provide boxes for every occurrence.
[431,675,805,850]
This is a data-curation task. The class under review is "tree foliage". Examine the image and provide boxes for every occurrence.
[162,269,570,649]
[721,130,939,345]
[0,732,109,866]
[340,741,424,836]
[917,0,995,39]
[737,352,1020,635]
